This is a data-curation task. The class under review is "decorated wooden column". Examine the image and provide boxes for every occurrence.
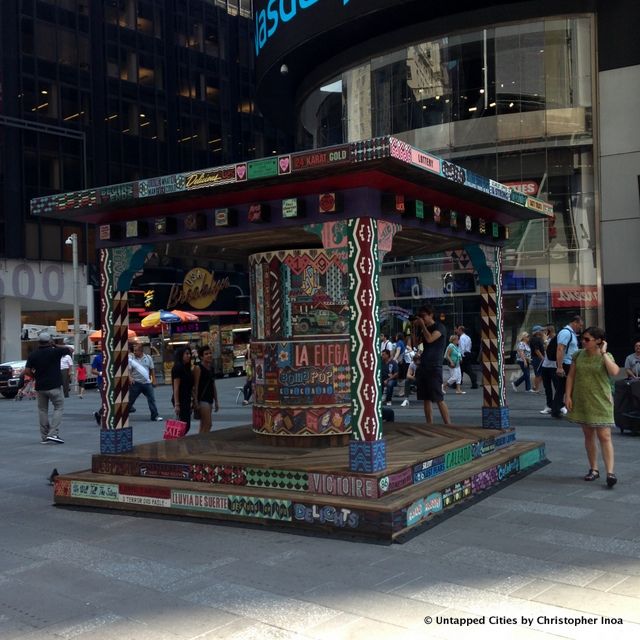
[98,245,153,454]
[465,244,510,429]
[345,218,386,473]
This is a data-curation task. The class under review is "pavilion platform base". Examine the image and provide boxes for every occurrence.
[52,423,547,543]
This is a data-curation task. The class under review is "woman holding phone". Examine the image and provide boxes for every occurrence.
[565,326,620,487]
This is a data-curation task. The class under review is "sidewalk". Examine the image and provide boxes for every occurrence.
[0,379,639,639]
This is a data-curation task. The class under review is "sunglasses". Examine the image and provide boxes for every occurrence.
[582,337,596,343]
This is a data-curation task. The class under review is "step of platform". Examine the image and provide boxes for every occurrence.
[52,425,546,542]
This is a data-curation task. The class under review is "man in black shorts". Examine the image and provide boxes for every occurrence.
[412,306,451,425]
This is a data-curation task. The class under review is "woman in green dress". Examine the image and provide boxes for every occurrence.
[565,326,620,487]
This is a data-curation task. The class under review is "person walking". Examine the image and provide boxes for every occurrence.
[193,345,219,433]
[565,326,620,487]
[23,332,72,444]
[413,306,451,425]
[171,346,195,435]
[552,315,584,418]
[529,325,546,392]
[444,334,465,394]
[456,325,478,389]
[242,346,254,405]
[540,324,558,414]
[401,353,420,407]
[60,350,73,398]
[92,349,104,426]
[128,342,162,422]
[381,349,399,406]
[511,331,533,392]
[76,362,87,398]
[392,332,407,376]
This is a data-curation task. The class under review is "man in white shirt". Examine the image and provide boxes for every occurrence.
[128,343,162,421]
[380,333,394,354]
[60,350,74,398]
[456,325,478,389]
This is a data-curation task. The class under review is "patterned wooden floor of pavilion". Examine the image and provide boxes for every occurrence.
[53,423,546,542]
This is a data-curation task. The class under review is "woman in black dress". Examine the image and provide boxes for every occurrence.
[171,346,194,434]
[193,345,218,433]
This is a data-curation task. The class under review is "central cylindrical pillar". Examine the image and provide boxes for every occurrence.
[249,248,351,445]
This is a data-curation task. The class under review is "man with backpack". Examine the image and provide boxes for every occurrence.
[551,315,583,418]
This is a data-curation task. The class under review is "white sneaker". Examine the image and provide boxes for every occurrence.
[511,382,518,392]
[385,402,392,406]
[540,407,552,414]
[560,407,568,415]
[401,399,409,407]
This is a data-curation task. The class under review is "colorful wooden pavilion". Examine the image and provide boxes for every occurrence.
[32,136,550,541]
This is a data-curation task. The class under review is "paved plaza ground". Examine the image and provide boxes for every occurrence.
[1,376,639,639]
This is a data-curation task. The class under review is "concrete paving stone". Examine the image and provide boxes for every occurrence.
[509,579,558,600]
[183,580,343,634]
[17,619,189,640]
[547,547,640,577]
[218,620,313,640]
[414,523,564,562]
[380,555,537,597]
[296,581,444,629]
[486,497,593,519]
[606,575,640,598]
[8,560,151,605]
[528,528,640,558]
[306,614,420,640]
[29,612,124,640]
[532,583,640,623]
[0,579,102,630]
[30,539,193,589]
[0,545,52,574]
[583,573,630,593]
[440,546,605,588]
[94,602,241,640]
[210,553,420,599]
[256,548,310,568]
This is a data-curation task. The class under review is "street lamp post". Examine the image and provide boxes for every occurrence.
[65,234,81,383]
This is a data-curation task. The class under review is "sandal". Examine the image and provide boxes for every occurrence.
[606,473,617,488]
[583,469,600,481]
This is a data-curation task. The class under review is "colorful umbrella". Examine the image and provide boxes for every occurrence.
[140,310,180,327]
[89,328,137,341]
[169,309,199,322]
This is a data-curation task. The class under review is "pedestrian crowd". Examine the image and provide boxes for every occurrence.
[20,333,252,446]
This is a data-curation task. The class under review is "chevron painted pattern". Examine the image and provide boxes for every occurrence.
[269,257,282,336]
[480,247,509,429]
[99,248,133,453]
[346,218,381,443]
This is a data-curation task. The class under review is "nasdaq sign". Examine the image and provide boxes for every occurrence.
[255,0,351,56]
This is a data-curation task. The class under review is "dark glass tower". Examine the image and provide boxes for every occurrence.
[0,0,288,263]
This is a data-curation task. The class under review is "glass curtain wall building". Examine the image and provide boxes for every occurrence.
[298,17,597,357]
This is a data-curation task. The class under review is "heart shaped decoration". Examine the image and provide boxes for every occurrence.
[279,156,290,174]
[236,164,247,180]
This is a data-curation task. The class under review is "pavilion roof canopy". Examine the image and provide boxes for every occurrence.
[30,136,552,259]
